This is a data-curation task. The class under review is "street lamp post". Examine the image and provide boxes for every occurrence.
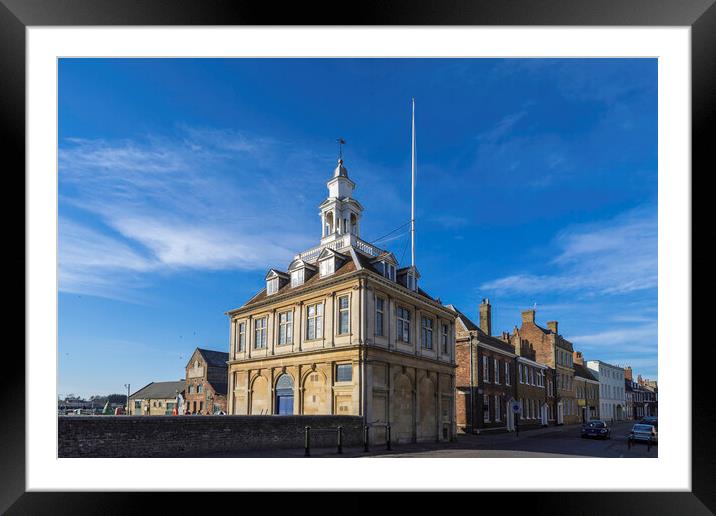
[124,384,130,415]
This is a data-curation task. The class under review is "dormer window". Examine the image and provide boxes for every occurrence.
[319,258,334,277]
[407,273,416,291]
[316,248,345,278]
[371,253,398,282]
[265,269,289,295]
[287,259,316,288]
[290,268,304,287]
[397,266,420,291]
[386,264,396,281]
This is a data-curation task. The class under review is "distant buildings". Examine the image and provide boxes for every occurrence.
[184,348,229,414]
[637,374,658,417]
[128,381,185,416]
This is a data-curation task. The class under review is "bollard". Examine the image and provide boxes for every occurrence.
[337,426,343,454]
[364,425,370,452]
[304,426,311,457]
[386,424,392,451]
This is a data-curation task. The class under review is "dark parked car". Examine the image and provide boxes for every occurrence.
[630,423,657,445]
[581,420,611,439]
[639,416,657,428]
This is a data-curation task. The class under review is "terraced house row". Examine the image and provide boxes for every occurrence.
[453,300,609,434]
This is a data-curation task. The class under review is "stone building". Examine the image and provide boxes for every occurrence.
[510,309,579,425]
[184,348,229,414]
[586,359,625,421]
[129,380,185,416]
[452,301,517,434]
[573,352,600,422]
[225,157,457,443]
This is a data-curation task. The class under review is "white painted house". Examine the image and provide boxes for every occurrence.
[586,360,626,421]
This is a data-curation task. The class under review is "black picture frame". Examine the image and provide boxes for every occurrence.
[3,0,710,513]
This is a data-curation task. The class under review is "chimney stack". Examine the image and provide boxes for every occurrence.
[479,298,492,336]
[573,351,583,365]
[624,366,633,381]
[521,309,535,324]
[547,320,558,334]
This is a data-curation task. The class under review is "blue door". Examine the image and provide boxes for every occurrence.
[275,374,294,415]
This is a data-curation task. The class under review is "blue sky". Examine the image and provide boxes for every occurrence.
[58,58,657,398]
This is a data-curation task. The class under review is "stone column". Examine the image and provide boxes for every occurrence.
[247,315,253,359]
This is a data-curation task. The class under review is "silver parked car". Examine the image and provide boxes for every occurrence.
[629,423,657,445]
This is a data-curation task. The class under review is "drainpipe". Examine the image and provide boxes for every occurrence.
[468,334,475,433]
[359,278,367,428]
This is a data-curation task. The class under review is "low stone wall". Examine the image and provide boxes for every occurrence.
[58,415,364,457]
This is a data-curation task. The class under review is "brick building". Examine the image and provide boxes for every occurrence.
[510,309,579,425]
[452,300,518,434]
[509,332,551,428]
[184,347,229,414]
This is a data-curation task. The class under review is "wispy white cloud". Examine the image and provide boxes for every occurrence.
[571,323,657,348]
[477,111,527,144]
[481,206,657,296]
[58,218,157,300]
[109,216,305,271]
[58,127,323,299]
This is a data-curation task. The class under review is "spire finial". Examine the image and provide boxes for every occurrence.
[336,138,346,162]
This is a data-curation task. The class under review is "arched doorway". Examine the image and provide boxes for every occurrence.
[391,374,414,443]
[506,398,515,431]
[303,371,329,414]
[275,374,294,415]
[250,376,269,415]
[557,401,564,424]
[417,377,436,442]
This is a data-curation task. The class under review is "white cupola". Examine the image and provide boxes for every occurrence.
[319,158,363,244]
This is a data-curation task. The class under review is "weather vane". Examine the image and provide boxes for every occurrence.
[336,138,346,160]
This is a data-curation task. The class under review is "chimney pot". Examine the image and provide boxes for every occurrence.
[547,320,558,334]
[521,309,536,324]
[479,299,492,336]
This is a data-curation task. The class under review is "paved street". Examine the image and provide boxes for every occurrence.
[200,421,656,458]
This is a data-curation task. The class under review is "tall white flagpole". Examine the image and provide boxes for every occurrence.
[411,98,416,268]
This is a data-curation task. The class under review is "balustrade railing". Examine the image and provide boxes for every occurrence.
[296,235,383,263]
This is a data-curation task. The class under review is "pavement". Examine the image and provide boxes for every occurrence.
[200,420,656,458]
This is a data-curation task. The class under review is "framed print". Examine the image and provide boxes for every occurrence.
[3,0,712,513]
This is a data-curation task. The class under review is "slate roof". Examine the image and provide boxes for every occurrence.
[130,380,185,400]
[447,304,479,331]
[208,381,228,396]
[231,246,438,313]
[447,304,515,354]
[239,258,358,309]
[197,348,229,368]
[573,363,599,382]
